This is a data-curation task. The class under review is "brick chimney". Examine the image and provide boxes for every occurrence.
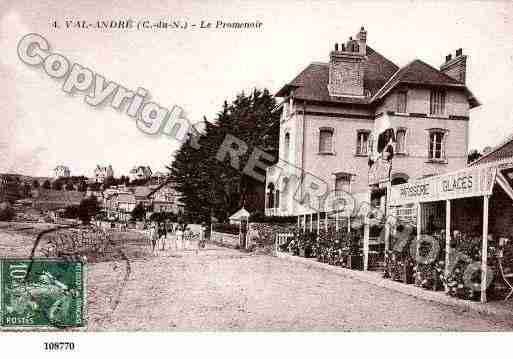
[328,26,367,97]
[440,48,467,83]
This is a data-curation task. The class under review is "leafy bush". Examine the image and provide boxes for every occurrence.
[249,212,296,223]
[0,202,15,221]
[149,212,177,222]
[212,223,239,235]
[131,202,146,221]
[78,195,100,224]
[62,205,80,219]
[385,225,416,282]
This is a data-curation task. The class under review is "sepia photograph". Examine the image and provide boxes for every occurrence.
[1,0,513,356]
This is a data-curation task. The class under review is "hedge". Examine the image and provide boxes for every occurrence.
[248,212,296,223]
[212,223,240,235]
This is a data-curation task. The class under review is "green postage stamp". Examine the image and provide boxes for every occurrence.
[0,258,85,328]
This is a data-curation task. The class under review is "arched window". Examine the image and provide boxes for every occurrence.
[284,132,290,161]
[267,183,275,209]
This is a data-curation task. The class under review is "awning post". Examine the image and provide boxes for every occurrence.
[363,216,370,271]
[416,203,422,259]
[481,195,490,303]
[445,199,451,293]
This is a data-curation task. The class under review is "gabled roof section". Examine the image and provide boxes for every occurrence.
[277,50,480,108]
[372,59,480,108]
[229,207,250,220]
[275,46,399,105]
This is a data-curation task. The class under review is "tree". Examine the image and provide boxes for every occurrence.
[0,202,15,221]
[168,89,279,223]
[65,182,75,191]
[32,179,40,189]
[88,182,101,192]
[21,182,31,198]
[42,180,51,190]
[78,195,100,224]
[52,179,64,191]
[77,180,87,192]
[467,149,482,164]
[103,176,117,190]
[131,202,146,221]
[62,205,80,219]
[149,211,177,223]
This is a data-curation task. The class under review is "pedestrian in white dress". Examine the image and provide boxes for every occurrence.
[176,225,184,250]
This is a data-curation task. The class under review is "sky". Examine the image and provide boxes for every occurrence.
[1,0,512,178]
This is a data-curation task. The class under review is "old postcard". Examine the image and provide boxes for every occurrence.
[1,0,513,356]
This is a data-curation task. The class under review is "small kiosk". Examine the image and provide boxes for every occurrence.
[387,159,513,303]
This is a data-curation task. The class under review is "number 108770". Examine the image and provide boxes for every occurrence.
[44,342,75,350]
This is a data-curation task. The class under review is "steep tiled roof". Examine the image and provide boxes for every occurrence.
[471,132,513,166]
[277,49,479,108]
[276,46,399,104]
[372,59,462,100]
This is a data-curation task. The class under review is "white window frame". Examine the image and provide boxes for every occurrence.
[355,130,370,156]
[430,90,446,115]
[283,131,291,161]
[395,127,407,155]
[319,127,335,154]
[427,128,448,162]
[333,173,352,194]
[396,91,408,113]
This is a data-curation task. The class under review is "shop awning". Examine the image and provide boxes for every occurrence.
[387,161,513,206]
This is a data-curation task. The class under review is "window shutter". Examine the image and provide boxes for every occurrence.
[442,131,447,160]
[428,132,433,159]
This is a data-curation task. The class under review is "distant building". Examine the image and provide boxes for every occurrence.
[30,189,85,211]
[0,174,22,203]
[54,165,70,178]
[150,171,167,185]
[94,165,114,183]
[147,181,184,214]
[128,166,152,182]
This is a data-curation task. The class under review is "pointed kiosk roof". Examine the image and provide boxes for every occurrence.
[229,207,250,221]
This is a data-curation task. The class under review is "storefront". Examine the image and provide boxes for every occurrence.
[387,159,513,303]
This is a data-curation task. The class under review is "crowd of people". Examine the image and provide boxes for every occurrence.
[146,221,206,255]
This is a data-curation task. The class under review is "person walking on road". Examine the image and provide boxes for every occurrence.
[176,224,184,250]
[159,222,167,251]
[150,222,158,256]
